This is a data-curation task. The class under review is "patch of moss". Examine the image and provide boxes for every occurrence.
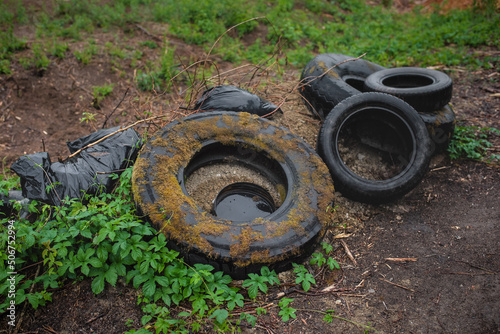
[229,226,264,258]
[316,60,340,79]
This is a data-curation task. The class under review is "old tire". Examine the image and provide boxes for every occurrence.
[300,53,386,119]
[363,67,453,114]
[421,103,456,153]
[132,111,335,279]
[317,92,432,204]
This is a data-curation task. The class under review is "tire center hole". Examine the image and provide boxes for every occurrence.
[183,143,286,221]
[382,74,434,88]
[337,109,414,181]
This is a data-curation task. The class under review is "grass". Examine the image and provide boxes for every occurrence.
[0,0,498,76]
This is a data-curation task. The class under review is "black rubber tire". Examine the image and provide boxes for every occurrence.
[132,111,335,279]
[363,67,453,114]
[421,103,456,153]
[317,92,432,204]
[300,53,386,119]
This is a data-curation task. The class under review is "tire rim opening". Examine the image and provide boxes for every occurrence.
[182,142,287,219]
[344,78,364,91]
[336,108,415,181]
[382,74,434,88]
[213,182,276,221]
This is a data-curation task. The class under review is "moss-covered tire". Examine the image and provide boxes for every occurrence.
[317,93,432,204]
[132,111,335,279]
[363,67,453,114]
[299,53,386,119]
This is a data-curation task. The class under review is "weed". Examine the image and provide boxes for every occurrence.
[448,125,499,161]
[80,112,97,124]
[0,60,11,75]
[105,42,126,59]
[278,298,297,322]
[242,266,280,299]
[74,40,98,65]
[50,40,69,59]
[293,263,316,292]
[135,45,178,92]
[0,28,26,55]
[139,40,158,49]
[92,83,114,109]
[32,43,50,73]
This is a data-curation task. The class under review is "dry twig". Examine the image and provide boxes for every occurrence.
[385,257,417,262]
[340,239,358,266]
[379,278,415,292]
[65,114,172,160]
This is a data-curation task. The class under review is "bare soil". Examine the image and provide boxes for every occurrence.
[1,3,500,334]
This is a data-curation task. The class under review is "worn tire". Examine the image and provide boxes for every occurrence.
[421,104,456,153]
[317,92,432,204]
[300,53,386,119]
[363,67,453,114]
[132,111,335,279]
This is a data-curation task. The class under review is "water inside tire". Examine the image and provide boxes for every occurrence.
[213,182,276,221]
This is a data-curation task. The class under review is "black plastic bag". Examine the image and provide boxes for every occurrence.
[194,85,281,117]
[10,126,142,206]
[0,190,30,219]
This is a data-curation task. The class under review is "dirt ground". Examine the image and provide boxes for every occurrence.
[1,4,500,334]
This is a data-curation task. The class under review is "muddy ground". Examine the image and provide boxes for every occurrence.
[1,5,500,334]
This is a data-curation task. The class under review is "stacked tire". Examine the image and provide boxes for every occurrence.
[300,53,455,204]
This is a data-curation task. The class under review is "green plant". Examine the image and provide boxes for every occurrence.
[74,40,98,64]
[139,40,158,49]
[17,43,50,74]
[310,242,341,270]
[292,263,316,292]
[448,125,499,161]
[242,266,280,299]
[50,40,69,58]
[92,83,114,108]
[80,112,97,124]
[0,59,11,75]
[278,298,296,322]
[135,45,179,92]
[32,43,50,73]
[105,41,126,59]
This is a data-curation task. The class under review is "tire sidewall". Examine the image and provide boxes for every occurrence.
[300,53,386,119]
[363,67,453,113]
[317,93,432,203]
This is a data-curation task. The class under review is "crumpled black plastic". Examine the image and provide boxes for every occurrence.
[10,126,142,207]
[194,85,281,117]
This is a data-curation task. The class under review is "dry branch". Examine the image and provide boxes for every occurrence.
[385,257,417,262]
[65,114,170,160]
[340,239,358,266]
[379,278,415,292]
